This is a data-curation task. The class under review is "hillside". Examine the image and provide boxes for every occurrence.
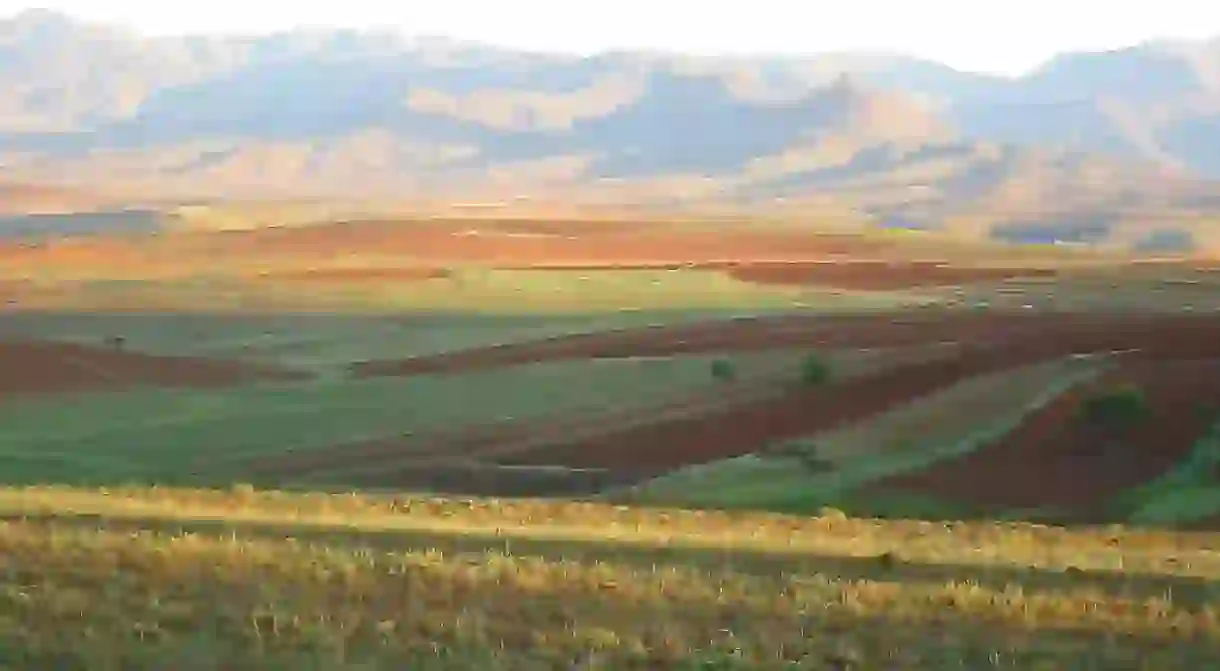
[4,10,1220,249]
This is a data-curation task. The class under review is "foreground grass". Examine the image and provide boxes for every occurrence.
[0,486,1218,668]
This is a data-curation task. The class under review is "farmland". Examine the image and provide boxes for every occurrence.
[3,213,1220,666]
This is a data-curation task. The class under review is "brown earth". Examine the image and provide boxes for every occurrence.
[330,312,1220,490]
[869,359,1220,515]
[0,340,308,398]
[241,344,954,483]
[351,311,1216,378]
[244,258,1060,292]
[259,267,451,282]
[715,261,1060,290]
[497,315,1220,474]
[239,374,798,480]
[194,221,902,265]
[0,218,1206,300]
[492,342,1079,473]
[480,260,1059,290]
[0,221,904,279]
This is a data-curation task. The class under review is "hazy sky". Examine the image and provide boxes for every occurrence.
[7,1,1219,75]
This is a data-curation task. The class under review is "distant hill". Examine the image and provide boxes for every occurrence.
[3,9,1220,251]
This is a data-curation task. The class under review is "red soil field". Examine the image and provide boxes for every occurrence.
[351,311,1220,378]
[716,261,1060,290]
[209,221,901,266]
[870,359,1220,514]
[337,313,1220,481]
[491,342,1085,473]
[348,312,1006,377]
[480,260,1059,290]
[0,221,905,275]
[0,340,307,398]
[238,376,792,480]
[261,267,451,282]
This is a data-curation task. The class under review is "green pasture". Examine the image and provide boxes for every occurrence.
[0,309,796,372]
[0,348,825,488]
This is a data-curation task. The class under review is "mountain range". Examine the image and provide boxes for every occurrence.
[5,9,1220,250]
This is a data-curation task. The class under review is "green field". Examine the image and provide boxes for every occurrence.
[0,347,839,487]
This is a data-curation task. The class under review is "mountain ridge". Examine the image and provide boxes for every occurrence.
[5,10,1220,251]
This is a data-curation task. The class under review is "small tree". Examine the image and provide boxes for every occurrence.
[710,358,737,382]
[800,352,832,385]
[1079,384,1149,427]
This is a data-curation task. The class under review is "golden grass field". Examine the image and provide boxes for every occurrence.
[2,485,1219,669]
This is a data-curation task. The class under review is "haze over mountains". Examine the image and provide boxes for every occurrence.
[5,9,1220,250]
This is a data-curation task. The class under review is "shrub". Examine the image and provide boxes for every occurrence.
[818,506,849,521]
[710,358,737,382]
[800,352,832,385]
[1079,384,1149,427]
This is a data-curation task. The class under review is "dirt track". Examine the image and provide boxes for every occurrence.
[0,340,307,398]
[871,359,1220,514]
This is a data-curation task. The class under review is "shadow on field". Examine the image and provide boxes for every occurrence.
[7,512,1214,610]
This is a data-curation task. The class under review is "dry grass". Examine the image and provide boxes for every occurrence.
[0,485,1217,668]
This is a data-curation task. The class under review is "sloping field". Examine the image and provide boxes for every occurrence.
[871,358,1220,516]
[241,345,946,490]
[717,260,1059,290]
[629,361,1107,517]
[0,268,880,314]
[405,312,1220,488]
[261,267,452,282]
[0,222,902,279]
[790,358,1104,464]
[155,221,907,266]
[0,340,305,397]
[348,312,1010,377]
[0,350,846,487]
[629,361,1098,507]
[250,259,1049,294]
[494,347,1038,473]
[0,311,760,371]
[352,311,1220,377]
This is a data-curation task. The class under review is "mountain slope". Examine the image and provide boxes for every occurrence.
[3,10,1220,251]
